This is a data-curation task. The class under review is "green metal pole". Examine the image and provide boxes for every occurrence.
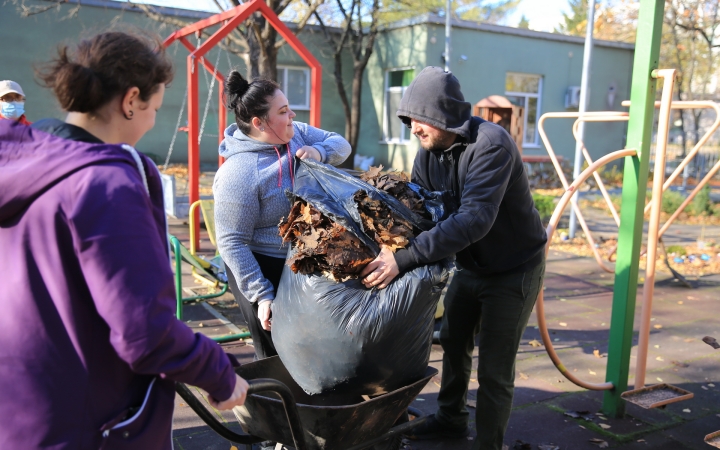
[602,0,665,418]
[172,237,184,321]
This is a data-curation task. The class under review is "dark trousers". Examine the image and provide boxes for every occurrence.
[225,253,286,360]
[436,259,545,450]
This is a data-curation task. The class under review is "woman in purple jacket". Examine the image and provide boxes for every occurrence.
[0,31,248,449]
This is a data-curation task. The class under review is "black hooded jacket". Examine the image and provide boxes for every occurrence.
[394,67,547,276]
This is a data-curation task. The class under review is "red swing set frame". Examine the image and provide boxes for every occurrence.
[163,0,322,249]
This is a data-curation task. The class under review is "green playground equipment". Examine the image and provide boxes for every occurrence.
[169,234,249,343]
[535,0,702,418]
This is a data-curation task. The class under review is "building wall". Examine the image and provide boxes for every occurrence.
[1,2,635,172]
[0,0,352,166]
[363,20,634,172]
[360,24,429,173]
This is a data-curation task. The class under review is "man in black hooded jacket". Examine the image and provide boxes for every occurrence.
[361,67,547,449]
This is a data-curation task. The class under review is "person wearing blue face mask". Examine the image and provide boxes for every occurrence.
[0,80,31,125]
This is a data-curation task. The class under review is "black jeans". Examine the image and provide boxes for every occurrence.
[225,253,286,360]
[435,259,545,450]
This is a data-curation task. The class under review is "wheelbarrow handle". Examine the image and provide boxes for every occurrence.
[175,382,263,445]
[175,379,309,450]
[245,378,309,450]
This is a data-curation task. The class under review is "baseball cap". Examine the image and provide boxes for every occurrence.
[0,80,25,99]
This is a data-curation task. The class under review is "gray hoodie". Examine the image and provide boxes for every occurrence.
[214,122,350,304]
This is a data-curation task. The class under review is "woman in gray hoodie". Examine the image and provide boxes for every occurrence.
[214,71,351,360]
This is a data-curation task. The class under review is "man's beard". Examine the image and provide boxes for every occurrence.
[417,133,457,152]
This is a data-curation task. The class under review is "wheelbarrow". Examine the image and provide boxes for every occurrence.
[176,356,438,450]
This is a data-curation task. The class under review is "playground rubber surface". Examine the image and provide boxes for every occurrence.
[169,218,720,450]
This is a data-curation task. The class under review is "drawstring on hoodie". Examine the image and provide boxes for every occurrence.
[273,144,295,188]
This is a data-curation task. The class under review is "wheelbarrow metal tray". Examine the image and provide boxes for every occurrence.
[233,356,436,450]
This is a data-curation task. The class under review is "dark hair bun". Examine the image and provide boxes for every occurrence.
[52,49,105,113]
[225,70,250,109]
[225,72,279,134]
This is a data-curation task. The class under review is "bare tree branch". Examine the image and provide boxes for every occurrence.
[275,0,324,49]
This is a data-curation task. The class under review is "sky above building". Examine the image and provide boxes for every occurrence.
[507,0,569,32]
[121,0,570,33]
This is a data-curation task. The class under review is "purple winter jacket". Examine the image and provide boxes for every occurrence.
[0,120,237,449]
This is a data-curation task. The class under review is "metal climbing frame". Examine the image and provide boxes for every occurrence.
[537,70,675,398]
[162,0,323,250]
[603,0,665,416]
[533,0,674,417]
[537,147,637,391]
[538,111,629,273]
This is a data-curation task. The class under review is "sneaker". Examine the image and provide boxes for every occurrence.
[406,414,470,440]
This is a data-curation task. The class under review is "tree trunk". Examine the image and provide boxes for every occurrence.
[260,25,279,81]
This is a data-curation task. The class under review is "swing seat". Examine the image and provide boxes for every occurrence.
[621,383,693,409]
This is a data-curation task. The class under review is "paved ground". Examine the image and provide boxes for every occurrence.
[169,217,720,450]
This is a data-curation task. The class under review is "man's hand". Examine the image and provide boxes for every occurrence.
[360,246,399,289]
[208,374,249,410]
[258,301,272,331]
[296,145,322,162]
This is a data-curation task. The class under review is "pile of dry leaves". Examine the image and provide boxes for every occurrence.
[360,166,429,218]
[278,166,425,280]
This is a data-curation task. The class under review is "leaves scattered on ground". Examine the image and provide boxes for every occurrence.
[703,336,720,349]
[550,233,720,277]
[528,339,544,348]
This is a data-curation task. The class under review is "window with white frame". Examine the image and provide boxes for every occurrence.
[383,68,415,143]
[505,73,542,147]
[278,66,310,110]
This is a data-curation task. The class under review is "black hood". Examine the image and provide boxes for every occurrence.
[396,66,472,139]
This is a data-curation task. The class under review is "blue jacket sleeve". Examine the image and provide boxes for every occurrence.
[293,122,351,166]
[68,162,237,402]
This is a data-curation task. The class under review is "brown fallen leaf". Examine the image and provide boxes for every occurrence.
[599,423,611,429]
[653,324,663,329]
[593,349,603,358]
[528,339,543,348]
[589,438,609,448]
[703,336,720,349]
[589,369,597,375]
[519,372,529,380]
[559,322,568,327]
